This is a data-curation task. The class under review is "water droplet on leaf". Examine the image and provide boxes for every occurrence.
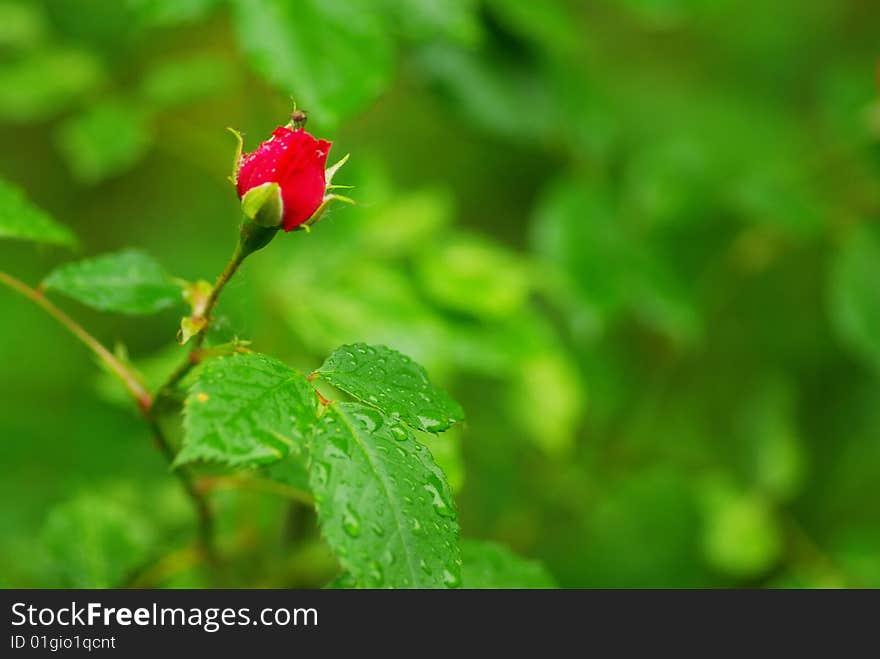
[443,569,461,588]
[424,475,455,518]
[342,505,361,537]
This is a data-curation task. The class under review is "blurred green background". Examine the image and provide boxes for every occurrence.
[2,0,880,588]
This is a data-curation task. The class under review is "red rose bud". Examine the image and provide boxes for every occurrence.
[235,125,352,232]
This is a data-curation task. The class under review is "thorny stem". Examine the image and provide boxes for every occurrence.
[155,241,248,400]
[147,224,275,565]
[197,475,315,506]
[2,223,275,580]
[147,417,217,566]
[127,544,203,589]
[144,241,251,569]
[0,271,152,411]
[0,269,218,568]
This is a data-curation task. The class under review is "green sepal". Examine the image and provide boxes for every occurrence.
[241,181,283,228]
[297,193,355,231]
[227,127,244,185]
[239,219,279,255]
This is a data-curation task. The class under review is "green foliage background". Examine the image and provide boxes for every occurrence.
[1,0,880,587]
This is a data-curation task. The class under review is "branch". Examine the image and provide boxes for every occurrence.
[146,228,274,565]
[0,270,152,411]
[196,474,315,506]
[0,269,220,564]
[154,241,249,401]
[126,544,203,589]
[147,417,217,566]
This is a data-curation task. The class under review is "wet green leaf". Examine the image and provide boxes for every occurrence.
[178,352,319,467]
[309,402,461,588]
[315,343,464,433]
[43,249,180,314]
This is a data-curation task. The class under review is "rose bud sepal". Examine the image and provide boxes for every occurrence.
[296,153,355,231]
[241,181,284,228]
[238,219,279,257]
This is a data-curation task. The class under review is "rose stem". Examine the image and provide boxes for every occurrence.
[0,270,151,410]
[0,269,218,569]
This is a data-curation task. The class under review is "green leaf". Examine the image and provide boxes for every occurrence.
[0,1,48,50]
[263,450,311,493]
[324,571,358,589]
[0,177,75,246]
[231,0,394,125]
[735,377,805,501]
[414,43,555,144]
[43,249,181,315]
[274,260,448,371]
[485,0,580,54]
[532,180,700,344]
[417,427,465,493]
[506,350,585,456]
[828,227,880,371]
[55,101,152,184]
[416,234,532,319]
[310,402,461,588]
[0,47,103,122]
[699,481,783,579]
[315,343,464,433]
[461,539,557,588]
[380,0,480,44]
[128,0,222,28]
[41,494,155,588]
[178,352,318,467]
[139,53,236,109]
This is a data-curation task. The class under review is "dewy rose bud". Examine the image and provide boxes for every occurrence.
[234,124,352,232]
